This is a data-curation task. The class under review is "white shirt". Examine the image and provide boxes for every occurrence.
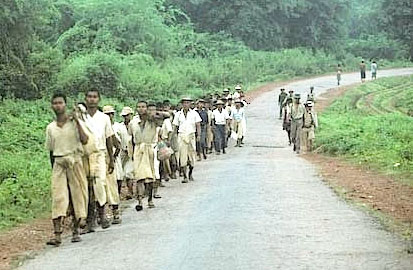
[113,122,130,151]
[161,118,173,139]
[232,92,241,99]
[84,110,114,150]
[212,108,231,125]
[172,109,202,135]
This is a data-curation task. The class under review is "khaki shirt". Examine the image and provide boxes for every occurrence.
[45,120,83,156]
[129,119,158,145]
[291,103,305,120]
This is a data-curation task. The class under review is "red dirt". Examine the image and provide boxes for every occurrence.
[303,84,413,229]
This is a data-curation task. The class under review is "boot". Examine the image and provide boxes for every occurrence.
[71,218,82,243]
[188,165,194,181]
[170,171,177,179]
[112,206,122,225]
[202,148,207,159]
[126,179,134,200]
[85,201,97,233]
[153,186,162,199]
[47,218,62,246]
[98,204,111,229]
[240,137,244,145]
[135,197,143,212]
[146,183,155,208]
[181,167,189,183]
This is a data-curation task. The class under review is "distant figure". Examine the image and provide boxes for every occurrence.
[337,64,342,85]
[307,86,315,103]
[371,61,378,80]
[278,88,287,119]
[360,60,366,83]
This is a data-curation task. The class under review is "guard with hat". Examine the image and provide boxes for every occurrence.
[212,99,231,154]
[195,99,209,160]
[290,93,306,154]
[278,88,287,119]
[302,100,318,153]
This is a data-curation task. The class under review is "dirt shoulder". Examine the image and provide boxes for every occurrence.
[303,84,413,239]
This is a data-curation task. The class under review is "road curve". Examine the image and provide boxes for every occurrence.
[20,68,413,270]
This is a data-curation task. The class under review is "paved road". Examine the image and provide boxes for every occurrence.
[21,69,413,270]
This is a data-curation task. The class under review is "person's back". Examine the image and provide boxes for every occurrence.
[371,62,378,79]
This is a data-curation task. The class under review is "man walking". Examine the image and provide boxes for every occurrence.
[301,101,318,153]
[212,100,231,154]
[45,93,88,245]
[129,101,159,210]
[173,97,202,183]
[290,93,306,154]
[196,99,209,160]
[278,88,287,119]
[83,88,114,231]
[371,61,378,80]
[232,100,245,147]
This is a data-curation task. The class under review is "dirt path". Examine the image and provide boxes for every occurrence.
[14,68,413,270]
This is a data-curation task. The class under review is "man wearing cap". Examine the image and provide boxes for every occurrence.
[290,93,306,154]
[282,96,293,145]
[129,101,159,210]
[223,88,232,100]
[232,100,245,147]
[163,100,178,179]
[283,90,294,107]
[116,106,135,199]
[233,85,242,100]
[172,97,202,183]
[278,88,287,119]
[307,86,315,103]
[301,101,318,153]
[212,100,231,154]
[103,105,122,224]
[45,93,89,246]
[82,88,114,231]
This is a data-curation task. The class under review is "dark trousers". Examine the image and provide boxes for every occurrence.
[214,124,226,152]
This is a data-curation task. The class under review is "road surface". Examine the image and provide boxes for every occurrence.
[20,68,413,270]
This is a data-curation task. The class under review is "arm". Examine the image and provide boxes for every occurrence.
[49,151,55,168]
[106,136,115,174]
[112,135,121,158]
[74,118,88,145]
[196,122,201,141]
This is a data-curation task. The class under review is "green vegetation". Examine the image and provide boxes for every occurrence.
[0,0,412,229]
[316,76,413,185]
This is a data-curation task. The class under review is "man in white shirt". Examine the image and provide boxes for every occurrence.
[232,85,242,100]
[231,100,245,147]
[83,88,115,231]
[212,100,231,154]
[172,97,202,183]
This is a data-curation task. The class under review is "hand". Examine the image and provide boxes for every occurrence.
[196,135,201,142]
[108,159,114,174]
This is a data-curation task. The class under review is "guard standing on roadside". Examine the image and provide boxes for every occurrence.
[290,93,306,154]
[278,88,287,119]
[45,93,89,246]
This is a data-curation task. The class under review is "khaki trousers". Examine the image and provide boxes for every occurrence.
[301,126,315,152]
[291,119,303,152]
[51,154,88,220]
[83,151,107,207]
[178,133,196,167]
[106,154,120,205]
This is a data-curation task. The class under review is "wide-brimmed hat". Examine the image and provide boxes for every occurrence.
[235,85,242,90]
[103,105,115,114]
[288,90,294,93]
[197,99,206,103]
[294,93,301,99]
[223,88,230,93]
[216,100,225,105]
[120,106,133,116]
[306,101,314,107]
[235,99,243,104]
[181,96,193,102]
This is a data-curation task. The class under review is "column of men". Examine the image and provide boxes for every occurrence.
[45,85,247,246]
[279,87,318,154]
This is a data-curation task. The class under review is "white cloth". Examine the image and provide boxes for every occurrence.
[172,109,202,135]
[161,118,173,140]
[232,92,241,99]
[83,111,114,150]
[212,109,231,125]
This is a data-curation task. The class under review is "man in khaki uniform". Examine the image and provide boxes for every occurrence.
[129,101,159,210]
[83,89,115,231]
[290,93,306,154]
[205,100,214,154]
[172,97,202,183]
[301,101,318,153]
[45,93,89,246]
[103,105,122,224]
